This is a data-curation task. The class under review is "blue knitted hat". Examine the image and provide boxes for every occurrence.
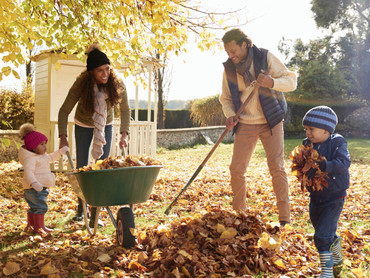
[302,106,338,133]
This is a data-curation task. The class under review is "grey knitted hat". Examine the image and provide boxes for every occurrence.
[302,106,338,133]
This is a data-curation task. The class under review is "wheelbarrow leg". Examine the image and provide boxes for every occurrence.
[106,207,117,229]
[83,203,100,236]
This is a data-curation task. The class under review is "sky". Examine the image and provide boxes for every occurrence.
[0,0,325,102]
[166,0,325,101]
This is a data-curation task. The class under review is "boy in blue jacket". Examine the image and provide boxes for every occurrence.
[302,106,351,278]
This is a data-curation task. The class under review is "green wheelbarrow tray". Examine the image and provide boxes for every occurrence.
[66,165,162,207]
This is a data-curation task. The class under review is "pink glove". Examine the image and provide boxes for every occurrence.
[31,182,43,192]
[59,146,70,155]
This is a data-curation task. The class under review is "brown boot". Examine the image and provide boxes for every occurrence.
[24,212,34,233]
[33,214,53,234]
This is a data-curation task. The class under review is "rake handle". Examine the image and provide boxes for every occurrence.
[164,85,257,215]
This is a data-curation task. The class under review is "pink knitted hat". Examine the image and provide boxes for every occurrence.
[24,131,48,151]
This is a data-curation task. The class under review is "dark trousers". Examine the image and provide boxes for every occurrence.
[309,198,345,251]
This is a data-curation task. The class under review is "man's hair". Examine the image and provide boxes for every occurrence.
[222,28,253,47]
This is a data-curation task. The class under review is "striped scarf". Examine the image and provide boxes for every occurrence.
[91,84,108,160]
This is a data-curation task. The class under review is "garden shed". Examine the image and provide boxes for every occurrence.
[31,51,160,171]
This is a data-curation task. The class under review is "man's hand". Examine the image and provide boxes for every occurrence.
[119,132,128,149]
[256,69,274,88]
[31,182,43,192]
[225,116,239,130]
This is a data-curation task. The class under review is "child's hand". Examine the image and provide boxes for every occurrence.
[31,182,43,192]
[306,168,317,180]
[317,161,326,172]
[59,146,70,155]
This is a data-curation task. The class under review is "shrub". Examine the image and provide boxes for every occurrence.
[190,95,225,126]
[0,84,34,129]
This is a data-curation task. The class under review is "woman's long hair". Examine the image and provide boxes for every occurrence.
[78,69,122,113]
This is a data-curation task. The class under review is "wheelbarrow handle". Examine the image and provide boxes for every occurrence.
[165,82,258,215]
[66,151,75,170]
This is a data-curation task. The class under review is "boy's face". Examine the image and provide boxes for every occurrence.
[33,141,47,155]
[304,125,330,144]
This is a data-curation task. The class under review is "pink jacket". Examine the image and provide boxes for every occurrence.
[18,146,62,189]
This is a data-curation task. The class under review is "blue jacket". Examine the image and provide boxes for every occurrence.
[303,134,351,202]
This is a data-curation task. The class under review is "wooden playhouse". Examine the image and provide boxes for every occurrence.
[31,51,160,171]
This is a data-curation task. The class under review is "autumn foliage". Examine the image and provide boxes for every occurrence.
[76,155,162,172]
[0,143,369,277]
[290,144,329,192]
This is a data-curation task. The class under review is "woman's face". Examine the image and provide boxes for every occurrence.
[92,64,111,85]
[33,141,47,155]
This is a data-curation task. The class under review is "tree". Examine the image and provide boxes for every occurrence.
[310,0,370,100]
[155,51,172,129]
[279,38,350,100]
[0,0,240,82]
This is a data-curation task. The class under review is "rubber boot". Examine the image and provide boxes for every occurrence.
[89,207,104,228]
[34,214,53,233]
[33,214,49,236]
[319,251,334,278]
[24,212,34,233]
[331,237,343,277]
[72,197,85,221]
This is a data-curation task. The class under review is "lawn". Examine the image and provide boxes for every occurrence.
[0,137,368,277]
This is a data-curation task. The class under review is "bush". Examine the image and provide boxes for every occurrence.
[0,84,34,129]
[190,95,225,126]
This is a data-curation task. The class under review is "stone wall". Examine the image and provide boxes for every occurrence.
[157,126,234,148]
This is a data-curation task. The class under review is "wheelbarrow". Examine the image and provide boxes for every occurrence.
[65,152,162,248]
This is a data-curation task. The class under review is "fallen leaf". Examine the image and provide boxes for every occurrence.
[3,261,20,276]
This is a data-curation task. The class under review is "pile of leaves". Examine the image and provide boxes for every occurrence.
[77,155,162,172]
[132,209,310,276]
[290,144,329,191]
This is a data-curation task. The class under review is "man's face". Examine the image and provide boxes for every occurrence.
[224,40,248,64]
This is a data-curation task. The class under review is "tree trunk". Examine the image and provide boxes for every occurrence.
[157,67,165,129]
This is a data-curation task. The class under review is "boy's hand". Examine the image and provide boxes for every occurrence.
[306,168,317,180]
[31,182,43,192]
[317,161,326,172]
[59,146,70,155]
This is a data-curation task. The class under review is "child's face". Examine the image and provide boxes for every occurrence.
[33,141,47,155]
[304,125,330,144]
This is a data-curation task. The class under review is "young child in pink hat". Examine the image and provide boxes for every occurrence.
[19,123,69,235]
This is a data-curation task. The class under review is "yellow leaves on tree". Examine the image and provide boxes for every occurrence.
[0,0,238,81]
[290,144,329,192]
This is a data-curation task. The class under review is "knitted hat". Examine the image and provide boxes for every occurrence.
[86,48,110,71]
[19,123,48,151]
[302,106,338,133]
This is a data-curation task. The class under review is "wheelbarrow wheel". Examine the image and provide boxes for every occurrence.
[116,207,135,248]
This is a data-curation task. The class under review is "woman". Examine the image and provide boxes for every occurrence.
[58,45,130,227]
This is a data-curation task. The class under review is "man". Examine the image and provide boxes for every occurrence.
[219,28,297,226]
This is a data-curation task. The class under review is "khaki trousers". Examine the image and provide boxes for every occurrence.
[230,121,290,222]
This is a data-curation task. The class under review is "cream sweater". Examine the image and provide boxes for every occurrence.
[219,51,297,125]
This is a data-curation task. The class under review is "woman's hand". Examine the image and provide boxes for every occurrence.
[119,132,128,149]
[59,134,69,149]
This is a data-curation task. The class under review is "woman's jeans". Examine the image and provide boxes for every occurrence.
[24,188,49,214]
[74,124,113,216]
[74,124,113,168]
[309,197,345,251]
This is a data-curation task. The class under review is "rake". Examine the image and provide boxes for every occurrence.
[164,81,257,215]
